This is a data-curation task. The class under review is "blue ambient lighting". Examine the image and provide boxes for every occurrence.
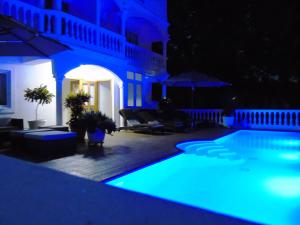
[266,177,300,198]
[107,130,300,225]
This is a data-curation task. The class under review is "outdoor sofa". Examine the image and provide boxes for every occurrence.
[0,118,23,145]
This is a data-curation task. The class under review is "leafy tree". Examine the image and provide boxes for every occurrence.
[24,85,54,120]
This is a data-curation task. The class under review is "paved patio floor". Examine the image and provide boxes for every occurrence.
[40,128,234,181]
[0,128,234,181]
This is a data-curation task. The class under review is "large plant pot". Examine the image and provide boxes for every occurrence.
[223,116,234,128]
[70,124,86,142]
[87,128,105,146]
[28,120,46,129]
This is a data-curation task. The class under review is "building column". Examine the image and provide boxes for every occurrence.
[121,11,128,36]
[163,40,168,58]
[55,77,64,125]
[96,0,102,26]
[121,10,128,56]
[53,0,62,10]
[38,0,45,8]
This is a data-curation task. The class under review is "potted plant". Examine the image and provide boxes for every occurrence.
[222,96,237,128]
[24,85,54,129]
[83,111,116,147]
[64,91,90,141]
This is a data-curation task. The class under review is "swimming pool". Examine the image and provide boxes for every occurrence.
[107,130,300,225]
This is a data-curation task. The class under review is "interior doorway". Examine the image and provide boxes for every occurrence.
[63,65,123,126]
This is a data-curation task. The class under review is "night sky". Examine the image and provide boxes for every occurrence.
[165,0,300,108]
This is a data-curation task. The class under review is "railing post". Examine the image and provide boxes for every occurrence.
[39,13,44,32]
[54,14,61,35]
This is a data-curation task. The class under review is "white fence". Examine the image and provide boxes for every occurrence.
[183,109,300,131]
[182,109,224,125]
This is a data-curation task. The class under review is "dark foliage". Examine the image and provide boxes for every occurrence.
[167,1,300,108]
[64,92,90,127]
[83,111,116,135]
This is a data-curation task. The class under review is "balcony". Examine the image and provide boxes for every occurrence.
[0,0,166,75]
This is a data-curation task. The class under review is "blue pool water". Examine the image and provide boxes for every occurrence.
[107,130,300,225]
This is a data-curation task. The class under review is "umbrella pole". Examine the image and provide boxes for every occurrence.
[162,83,167,99]
[191,87,195,129]
[191,87,195,109]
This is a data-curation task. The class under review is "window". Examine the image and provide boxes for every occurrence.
[127,83,134,107]
[126,71,143,107]
[136,84,142,107]
[0,73,7,106]
[0,70,10,108]
[62,2,69,12]
[126,31,139,45]
[45,0,53,9]
[127,72,134,80]
[70,80,98,111]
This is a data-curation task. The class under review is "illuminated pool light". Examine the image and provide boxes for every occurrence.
[266,177,300,198]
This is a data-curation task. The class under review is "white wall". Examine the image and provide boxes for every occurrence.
[62,78,71,126]
[99,81,112,118]
[0,60,56,128]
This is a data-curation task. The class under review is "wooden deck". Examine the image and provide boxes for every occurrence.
[1,128,234,181]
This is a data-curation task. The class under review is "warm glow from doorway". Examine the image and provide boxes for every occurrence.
[65,65,122,86]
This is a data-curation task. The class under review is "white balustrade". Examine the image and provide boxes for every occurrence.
[182,109,300,131]
[126,42,165,74]
[0,0,165,72]
[235,109,300,131]
[182,109,224,125]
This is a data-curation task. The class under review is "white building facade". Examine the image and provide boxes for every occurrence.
[0,0,168,127]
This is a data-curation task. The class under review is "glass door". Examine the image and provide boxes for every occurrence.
[70,80,98,111]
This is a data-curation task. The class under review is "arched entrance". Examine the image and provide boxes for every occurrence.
[63,65,123,126]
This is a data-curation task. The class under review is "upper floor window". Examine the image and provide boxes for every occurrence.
[62,2,70,13]
[126,31,139,45]
[45,0,53,9]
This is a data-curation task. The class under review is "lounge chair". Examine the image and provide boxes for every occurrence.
[139,109,190,132]
[118,109,164,133]
[24,130,77,157]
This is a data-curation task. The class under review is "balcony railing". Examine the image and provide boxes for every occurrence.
[183,109,300,131]
[126,43,165,75]
[0,0,165,74]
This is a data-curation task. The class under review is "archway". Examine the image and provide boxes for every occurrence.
[63,65,123,126]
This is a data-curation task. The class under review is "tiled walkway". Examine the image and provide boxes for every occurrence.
[41,128,233,181]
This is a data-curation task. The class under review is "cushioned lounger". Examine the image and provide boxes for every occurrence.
[10,129,53,148]
[24,131,77,157]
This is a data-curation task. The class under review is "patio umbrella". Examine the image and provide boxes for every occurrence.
[0,15,70,57]
[164,71,231,108]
